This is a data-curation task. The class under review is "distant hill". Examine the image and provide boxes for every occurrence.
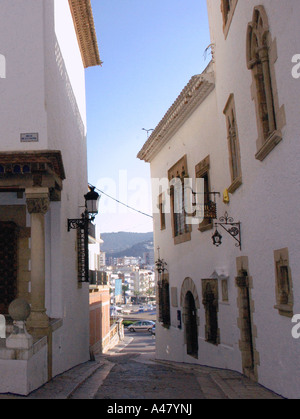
[100,232,153,254]
[105,240,154,259]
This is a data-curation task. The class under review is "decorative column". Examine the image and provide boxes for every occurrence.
[25,188,50,334]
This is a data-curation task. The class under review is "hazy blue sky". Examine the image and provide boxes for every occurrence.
[85,0,211,233]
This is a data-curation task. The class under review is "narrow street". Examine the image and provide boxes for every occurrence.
[1,329,283,400]
[92,332,203,400]
[71,331,282,400]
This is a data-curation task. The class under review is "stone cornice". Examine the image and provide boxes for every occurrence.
[68,0,102,68]
[0,150,66,180]
[137,70,215,163]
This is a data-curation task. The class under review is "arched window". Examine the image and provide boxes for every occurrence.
[246,6,285,161]
[223,94,242,193]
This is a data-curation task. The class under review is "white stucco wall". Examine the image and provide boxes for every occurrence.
[151,86,242,373]
[44,0,90,375]
[0,0,91,382]
[206,0,300,398]
[150,0,300,399]
[0,0,48,150]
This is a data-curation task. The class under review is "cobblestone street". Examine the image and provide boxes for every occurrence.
[92,334,282,400]
[3,331,282,400]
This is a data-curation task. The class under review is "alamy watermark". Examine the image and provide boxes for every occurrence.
[292,55,300,79]
[291,315,300,339]
[97,172,205,225]
[0,54,6,79]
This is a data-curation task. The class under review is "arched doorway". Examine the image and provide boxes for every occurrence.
[180,278,200,359]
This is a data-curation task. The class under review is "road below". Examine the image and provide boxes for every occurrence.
[93,331,205,400]
[17,329,283,400]
[70,330,282,400]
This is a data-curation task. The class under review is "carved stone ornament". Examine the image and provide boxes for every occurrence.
[26,197,50,214]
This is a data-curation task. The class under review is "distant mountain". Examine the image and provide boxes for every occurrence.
[105,240,154,259]
[100,232,153,254]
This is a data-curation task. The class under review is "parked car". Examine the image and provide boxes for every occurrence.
[127,320,155,332]
[149,325,155,336]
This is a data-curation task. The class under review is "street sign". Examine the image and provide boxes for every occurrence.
[20,133,39,143]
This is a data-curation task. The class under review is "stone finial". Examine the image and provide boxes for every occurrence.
[8,298,31,322]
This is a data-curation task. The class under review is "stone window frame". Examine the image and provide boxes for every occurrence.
[246,5,286,162]
[274,248,293,318]
[168,155,192,245]
[223,94,242,194]
[235,256,259,382]
[221,0,238,39]
[195,156,213,232]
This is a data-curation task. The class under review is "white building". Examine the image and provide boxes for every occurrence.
[0,0,101,395]
[138,0,300,399]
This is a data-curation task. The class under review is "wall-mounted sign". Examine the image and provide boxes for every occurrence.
[20,133,39,143]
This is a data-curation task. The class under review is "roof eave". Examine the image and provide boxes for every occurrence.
[68,0,102,69]
[137,71,215,163]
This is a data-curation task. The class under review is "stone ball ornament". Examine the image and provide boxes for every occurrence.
[8,298,31,322]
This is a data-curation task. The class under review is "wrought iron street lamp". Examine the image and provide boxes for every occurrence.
[155,247,168,275]
[212,228,223,247]
[67,186,100,282]
[85,186,100,217]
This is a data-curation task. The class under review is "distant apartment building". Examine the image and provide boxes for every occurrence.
[143,251,155,267]
[99,251,106,267]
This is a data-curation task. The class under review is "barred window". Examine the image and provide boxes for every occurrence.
[274,248,293,317]
[158,273,170,327]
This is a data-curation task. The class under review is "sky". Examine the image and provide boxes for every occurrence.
[85,0,211,234]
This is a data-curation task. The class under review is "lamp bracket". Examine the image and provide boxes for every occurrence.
[214,211,241,250]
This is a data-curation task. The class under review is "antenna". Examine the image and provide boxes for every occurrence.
[142,128,154,138]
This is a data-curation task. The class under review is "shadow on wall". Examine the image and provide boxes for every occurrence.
[54,40,85,139]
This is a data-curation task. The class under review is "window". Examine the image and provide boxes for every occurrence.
[158,193,166,231]
[158,273,171,327]
[223,94,242,193]
[195,156,216,232]
[221,279,229,302]
[168,155,191,245]
[274,248,293,317]
[246,6,286,161]
[221,0,238,39]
